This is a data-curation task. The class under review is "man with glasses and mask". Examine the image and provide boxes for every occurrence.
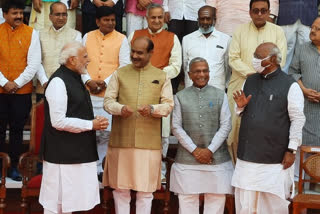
[183,5,230,91]
[227,0,287,163]
[36,1,82,102]
[232,42,305,214]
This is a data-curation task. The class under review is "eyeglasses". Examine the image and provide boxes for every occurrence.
[52,13,68,17]
[311,25,320,31]
[251,8,269,15]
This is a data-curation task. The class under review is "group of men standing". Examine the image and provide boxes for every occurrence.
[0,0,319,214]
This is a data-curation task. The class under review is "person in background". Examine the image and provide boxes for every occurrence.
[0,0,41,181]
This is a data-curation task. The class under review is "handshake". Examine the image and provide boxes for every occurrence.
[121,105,152,118]
[92,116,109,130]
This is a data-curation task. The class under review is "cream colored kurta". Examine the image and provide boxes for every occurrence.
[103,67,174,192]
[227,21,287,162]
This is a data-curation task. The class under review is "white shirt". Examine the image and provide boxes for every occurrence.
[183,29,231,90]
[0,28,41,88]
[128,28,182,80]
[36,25,82,86]
[81,31,131,85]
[45,77,93,133]
[170,88,233,194]
[232,79,305,200]
[163,0,206,21]
[0,9,4,24]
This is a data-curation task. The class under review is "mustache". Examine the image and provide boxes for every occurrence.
[14,18,22,22]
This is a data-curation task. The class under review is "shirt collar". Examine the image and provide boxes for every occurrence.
[51,25,65,33]
[147,27,163,35]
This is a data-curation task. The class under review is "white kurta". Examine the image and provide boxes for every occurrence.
[170,90,233,194]
[231,78,305,213]
[39,77,100,213]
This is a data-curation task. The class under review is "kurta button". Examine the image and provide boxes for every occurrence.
[199,106,202,109]
[199,96,202,99]
[199,115,202,118]
[199,125,202,128]
[98,75,101,78]
[100,53,103,55]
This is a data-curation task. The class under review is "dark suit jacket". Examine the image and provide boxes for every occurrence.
[277,0,320,26]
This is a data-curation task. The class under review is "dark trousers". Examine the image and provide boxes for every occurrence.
[82,0,124,35]
[0,94,32,166]
[168,18,198,94]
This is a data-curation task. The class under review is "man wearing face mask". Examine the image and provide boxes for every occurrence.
[231,42,305,214]
[227,0,287,163]
[183,5,230,91]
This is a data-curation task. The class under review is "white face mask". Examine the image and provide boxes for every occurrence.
[252,56,271,73]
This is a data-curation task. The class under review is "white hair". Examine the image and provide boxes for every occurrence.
[189,57,208,71]
[146,3,164,17]
[59,42,84,65]
[269,46,282,65]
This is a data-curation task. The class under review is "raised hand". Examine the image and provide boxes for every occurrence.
[233,90,252,108]
[121,105,134,118]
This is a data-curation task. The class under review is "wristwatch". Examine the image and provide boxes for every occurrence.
[287,148,297,155]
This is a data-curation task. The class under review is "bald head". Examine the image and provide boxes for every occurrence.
[253,42,281,75]
[255,42,281,65]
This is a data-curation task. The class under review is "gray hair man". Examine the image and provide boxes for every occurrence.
[170,57,233,214]
[39,42,108,214]
[232,42,305,213]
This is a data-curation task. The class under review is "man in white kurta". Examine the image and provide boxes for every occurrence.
[39,42,109,214]
[103,37,174,214]
[231,43,305,214]
[183,5,231,90]
[170,57,233,214]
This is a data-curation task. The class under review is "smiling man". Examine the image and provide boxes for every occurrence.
[35,1,82,102]
[128,3,181,183]
[183,5,231,91]
[103,36,174,214]
[82,6,130,178]
[0,0,41,181]
[227,0,287,163]
[170,57,233,214]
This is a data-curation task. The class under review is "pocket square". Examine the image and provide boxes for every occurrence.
[216,45,224,49]
[152,80,159,84]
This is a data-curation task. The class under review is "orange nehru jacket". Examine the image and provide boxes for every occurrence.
[86,30,125,97]
[131,29,174,69]
[0,23,33,94]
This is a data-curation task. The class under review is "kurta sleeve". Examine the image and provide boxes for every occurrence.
[46,77,93,133]
[104,71,125,115]
[119,37,131,68]
[36,65,49,85]
[151,75,174,117]
[207,93,232,153]
[14,30,42,87]
[0,71,8,87]
[287,83,305,151]
[171,96,197,153]
[276,26,287,68]
[162,34,182,79]
[229,26,255,78]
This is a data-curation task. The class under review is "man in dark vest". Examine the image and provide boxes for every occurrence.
[39,41,109,214]
[170,57,233,214]
[231,42,305,214]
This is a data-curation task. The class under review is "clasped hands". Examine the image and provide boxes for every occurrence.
[92,116,109,130]
[86,80,106,94]
[136,0,152,10]
[192,148,213,164]
[4,81,18,94]
[302,87,320,103]
[121,105,152,118]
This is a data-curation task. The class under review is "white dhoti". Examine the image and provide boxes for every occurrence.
[39,161,100,213]
[232,159,293,214]
[91,95,112,173]
[170,161,234,214]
